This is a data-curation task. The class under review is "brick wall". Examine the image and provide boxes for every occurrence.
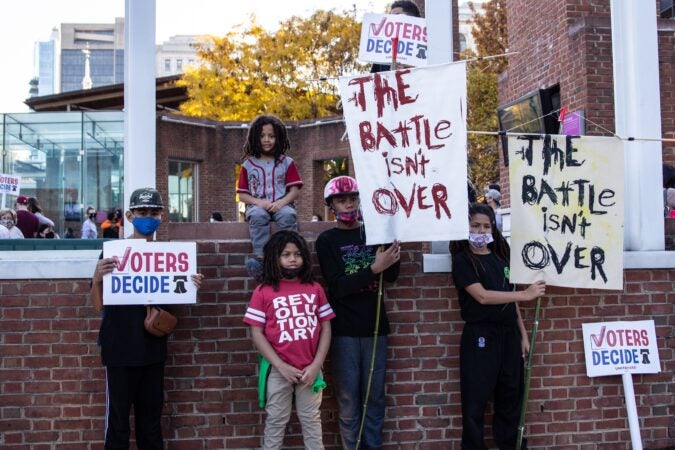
[155,115,352,232]
[0,225,673,449]
[498,0,675,206]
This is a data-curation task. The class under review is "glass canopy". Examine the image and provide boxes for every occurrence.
[1,111,124,237]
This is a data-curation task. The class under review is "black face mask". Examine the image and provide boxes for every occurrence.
[89,213,96,220]
[45,232,55,239]
[280,267,302,279]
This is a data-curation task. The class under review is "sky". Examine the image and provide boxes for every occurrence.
[0,0,391,113]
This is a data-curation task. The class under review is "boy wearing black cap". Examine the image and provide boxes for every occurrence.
[90,187,204,449]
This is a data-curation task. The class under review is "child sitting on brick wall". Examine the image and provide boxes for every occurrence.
[236,114,303,281]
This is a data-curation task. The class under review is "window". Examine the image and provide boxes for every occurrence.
[321,158,349,220]
[0,111,124,239]
[497,84,560,165]
[323,158,349,181]
[176,59,183,71]
[168,160,197,222]
[164,59,171,73]
[661,0,674,18]
[235,163,245,221]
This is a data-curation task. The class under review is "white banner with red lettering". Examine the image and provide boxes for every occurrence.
[359,13,428,67]
[338,62,469,245]
[582,320,660,377]
[508,135,624,290]
[103,240,197,305]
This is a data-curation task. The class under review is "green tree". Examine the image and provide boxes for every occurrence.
[466,57,500,192]
[469,0,507,73]
[464,0,507,191]
[178,10,368,121]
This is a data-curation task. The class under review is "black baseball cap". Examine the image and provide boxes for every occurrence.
[129,187,164,210]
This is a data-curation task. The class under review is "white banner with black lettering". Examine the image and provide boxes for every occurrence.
[508,135,624,290]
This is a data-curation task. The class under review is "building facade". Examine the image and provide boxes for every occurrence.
[498,0,675,205]
[31,19,203,98]
[32,28,58,97]
[58,18,125,93]
[457,0,482,53]
[156,35,205,77]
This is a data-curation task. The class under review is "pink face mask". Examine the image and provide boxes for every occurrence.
[336,210,359,226]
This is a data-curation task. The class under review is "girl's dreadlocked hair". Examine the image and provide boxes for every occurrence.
[242,114,291,160]
[449,202,511,276]
[260,230,314,290]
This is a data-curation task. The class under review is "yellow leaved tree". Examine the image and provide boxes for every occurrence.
[464,0,507,191]
[178,10,368,121]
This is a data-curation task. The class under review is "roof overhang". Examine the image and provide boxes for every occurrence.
[24,75,187,112]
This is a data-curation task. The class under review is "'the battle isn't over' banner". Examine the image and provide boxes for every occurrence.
[339,62,469,245]
[508,135,624,290]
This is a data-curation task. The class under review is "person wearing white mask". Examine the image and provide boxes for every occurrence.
[0,208,25,239]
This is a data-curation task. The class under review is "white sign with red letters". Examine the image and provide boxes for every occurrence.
[582,320,660,377]
[103,239,197,305]
[0,173,20,196]
[359,13,427,67]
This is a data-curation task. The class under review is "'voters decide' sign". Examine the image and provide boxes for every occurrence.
[508,135,624,290]
[339,62,469,245]
[582,321,660,377]
[0,173,20,196]
[103,239,197,305]
[359,13,427,67]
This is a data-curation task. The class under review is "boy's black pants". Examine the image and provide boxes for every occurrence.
[460,322,526,450]
[104,363,165,450]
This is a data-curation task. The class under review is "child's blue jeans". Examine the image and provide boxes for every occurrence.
[245,205,297,256]
[330,335,387,450]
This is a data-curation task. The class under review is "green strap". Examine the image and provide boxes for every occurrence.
[257,355,326,408]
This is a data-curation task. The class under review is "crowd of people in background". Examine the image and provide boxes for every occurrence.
[0,196,125,240]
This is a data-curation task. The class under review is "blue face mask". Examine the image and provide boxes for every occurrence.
[132,216,161,235]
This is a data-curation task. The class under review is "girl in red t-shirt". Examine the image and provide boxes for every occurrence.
[243,230,335,450]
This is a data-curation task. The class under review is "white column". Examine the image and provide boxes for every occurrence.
[610,0,664,251]
[426,0,454,255]
[123,0,156,225]
[425,0,453,65]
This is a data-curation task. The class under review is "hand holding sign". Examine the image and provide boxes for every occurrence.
[371,240,401,274]
[522,280,546,300]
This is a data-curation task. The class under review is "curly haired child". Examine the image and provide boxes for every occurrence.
[243,230,335,449]
[237,114,303,280]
